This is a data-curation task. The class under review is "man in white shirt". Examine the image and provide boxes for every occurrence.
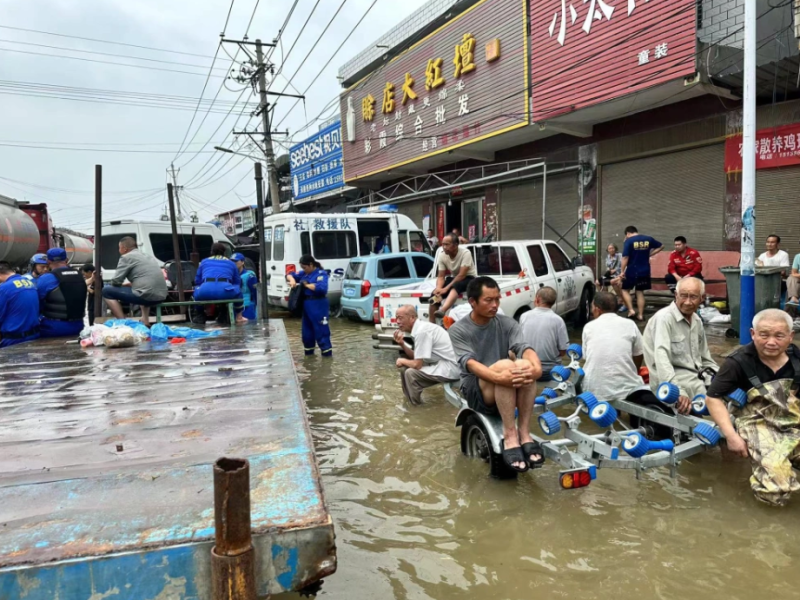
[430,233,477,322]
[756,234,791,274]
[394,304,460,405]
[519,287,568,379]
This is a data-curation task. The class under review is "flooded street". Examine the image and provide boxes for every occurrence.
[279,318,800,600]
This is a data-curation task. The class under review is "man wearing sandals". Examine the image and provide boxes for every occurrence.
[449,276,544,473]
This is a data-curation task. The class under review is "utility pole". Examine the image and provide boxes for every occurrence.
[739,0,756,343]
[93,165,103,322]
[254,162,269,323]
[167,183,186,313]
[168,162,183,221]
[254,39,282,215]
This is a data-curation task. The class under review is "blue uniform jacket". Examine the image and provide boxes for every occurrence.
[288,269,329,299]
[0,275,41,347]
[241,270,258,306]
[195,257,241,287]
[36,271,85,337]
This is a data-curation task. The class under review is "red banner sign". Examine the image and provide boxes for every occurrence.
[529,0,697,121]
[436,204,446,240]
[725,123,800,173]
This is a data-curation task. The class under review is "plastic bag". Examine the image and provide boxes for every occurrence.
[151,322,169,342]
[105,318,150,342]
[167,326,223,339]
[89,324,110,347]
[698,306,731,324]
[102,325,139,348]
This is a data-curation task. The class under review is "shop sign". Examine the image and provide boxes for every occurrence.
[436,204,446,240]
[530,0,697,121]
[290,121,344,201]
[579,204,596,254]
[340,0,529,182]
[290,217,353,232]
[724,123,800,173]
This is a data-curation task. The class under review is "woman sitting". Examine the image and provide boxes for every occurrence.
[194,243,247,324]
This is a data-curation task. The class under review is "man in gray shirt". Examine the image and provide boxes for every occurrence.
[449,276,544,473]
[102,236,168,324]
[519,287,568,378]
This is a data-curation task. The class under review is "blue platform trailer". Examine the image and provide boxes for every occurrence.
[0,321,335,599]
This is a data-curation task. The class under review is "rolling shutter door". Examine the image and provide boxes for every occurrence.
[500,173,578,242]
[397,200,425,229]
[601,144,725,252]
[755,166,800,258]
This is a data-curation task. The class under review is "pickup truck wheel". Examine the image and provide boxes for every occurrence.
[574,285,592,326]
[514,306,530,322]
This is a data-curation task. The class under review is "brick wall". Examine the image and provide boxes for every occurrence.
[698,0,745,47]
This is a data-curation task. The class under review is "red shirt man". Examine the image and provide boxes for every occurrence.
[666,236,702,288]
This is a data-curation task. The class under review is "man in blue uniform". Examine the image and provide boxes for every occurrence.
[36,248,87,338]
[616,225,663,322]
[232,253,258,320]
[0,261,40,347]
[23,254,48,281]
[287,254,332,357]
[194,243,246,324]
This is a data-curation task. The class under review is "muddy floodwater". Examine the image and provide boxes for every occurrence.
[277,318,800,600]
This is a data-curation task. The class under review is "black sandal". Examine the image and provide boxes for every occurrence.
[501,442,529,473]
[521,441,546,469]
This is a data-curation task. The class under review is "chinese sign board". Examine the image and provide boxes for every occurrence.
[340,0,529,182]
[290,121,344,201]
[530,0,697,121]
[289,217,353,231]
[724,123,800,173]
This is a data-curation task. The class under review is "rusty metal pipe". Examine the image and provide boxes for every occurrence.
[211,457,256,600]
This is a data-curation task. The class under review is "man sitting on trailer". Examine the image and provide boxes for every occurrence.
[705,309,800,507]
[519,286,568,380]
[449,276,544,473]
[36,248,87,338]
[430,233,476,323]
[393,304,460,405]
[102,236,168,325]
[642,277,718,414]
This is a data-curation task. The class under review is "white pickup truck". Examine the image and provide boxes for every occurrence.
[373,239,595,333]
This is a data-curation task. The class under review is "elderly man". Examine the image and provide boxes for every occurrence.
[705,309,800,506]
[519,287,568,380]
[102,236,168,324]
[431,233,477,322]
[449,276,544,472]
[393,305,460,405]
[642,277,718,414]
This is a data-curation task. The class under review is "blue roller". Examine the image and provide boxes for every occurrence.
[691,394,709,416]
[538,411,561,435]
[534,396,547,406]
[566,343,583,360]
[656,382,680,405]
[589,401,618,428]
[576,391,600,414]
[541,388,558,399]
[622,433,675,458]
[551,365,571,382]
[727,388,748,409]
[693,422,721,446]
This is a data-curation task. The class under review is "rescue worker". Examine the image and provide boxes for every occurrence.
[36,248,87,338]
[0,261,40,347]
[286,254,332,357]
[665,236,703,293]
[23,254,48,280]
[194,243,247,324]
[706,309,800,507]
[232,253,258,320]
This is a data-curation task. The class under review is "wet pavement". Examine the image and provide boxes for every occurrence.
[277,317,800,600]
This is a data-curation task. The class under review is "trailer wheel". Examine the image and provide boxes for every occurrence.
[461,415,517,480]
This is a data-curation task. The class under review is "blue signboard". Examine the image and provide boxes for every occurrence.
[290,121,344,201]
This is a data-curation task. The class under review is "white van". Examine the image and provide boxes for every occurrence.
[264,209,430,308]
[100,220,232,280]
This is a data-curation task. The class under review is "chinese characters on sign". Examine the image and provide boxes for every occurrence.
[292,217,353,231]
[340,0,528,182]
[289,121,345,201]
[724,123,800,173]
[638,42,668,65]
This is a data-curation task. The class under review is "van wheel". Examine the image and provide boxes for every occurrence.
[513,306,531,322]
[574,285,592,326]
[461,415,518,480]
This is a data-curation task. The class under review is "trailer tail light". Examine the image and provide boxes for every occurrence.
[360,279,371,298]
[373,296,381,324]
[285,264,296,276]
[559,467,595,489]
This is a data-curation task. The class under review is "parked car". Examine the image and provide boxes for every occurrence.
[341,252,434,322]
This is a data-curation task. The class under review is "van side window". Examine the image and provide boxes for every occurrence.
[500,246,522,275]
[378,257,411,279]
[264,227,272,260]
[301,232,311,256]
[274,226,285,261]
[546,243,573,272]
[149,234,214,262]
[313,231,357,259]
[409,231,429,254]
[527,244,549,277]
[398,230,409,252]
[473,245,500,276]
[101,233,137,270]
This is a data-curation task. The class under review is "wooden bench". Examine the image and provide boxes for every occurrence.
[155,299,238,327]
[648,251,741,300]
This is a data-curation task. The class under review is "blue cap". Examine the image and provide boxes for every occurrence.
[30,253,48,265]
[46,248,68,262]
[231,253,245,262]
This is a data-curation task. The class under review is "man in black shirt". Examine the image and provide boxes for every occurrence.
[706,309,800,506]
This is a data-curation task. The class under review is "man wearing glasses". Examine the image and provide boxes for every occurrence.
[642,277,718,414]
[705,309,800,506]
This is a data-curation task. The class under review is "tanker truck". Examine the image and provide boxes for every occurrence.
[55,230,94,266]
[0,195,41,269]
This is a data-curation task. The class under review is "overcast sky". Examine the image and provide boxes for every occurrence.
[0,0,427,232]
